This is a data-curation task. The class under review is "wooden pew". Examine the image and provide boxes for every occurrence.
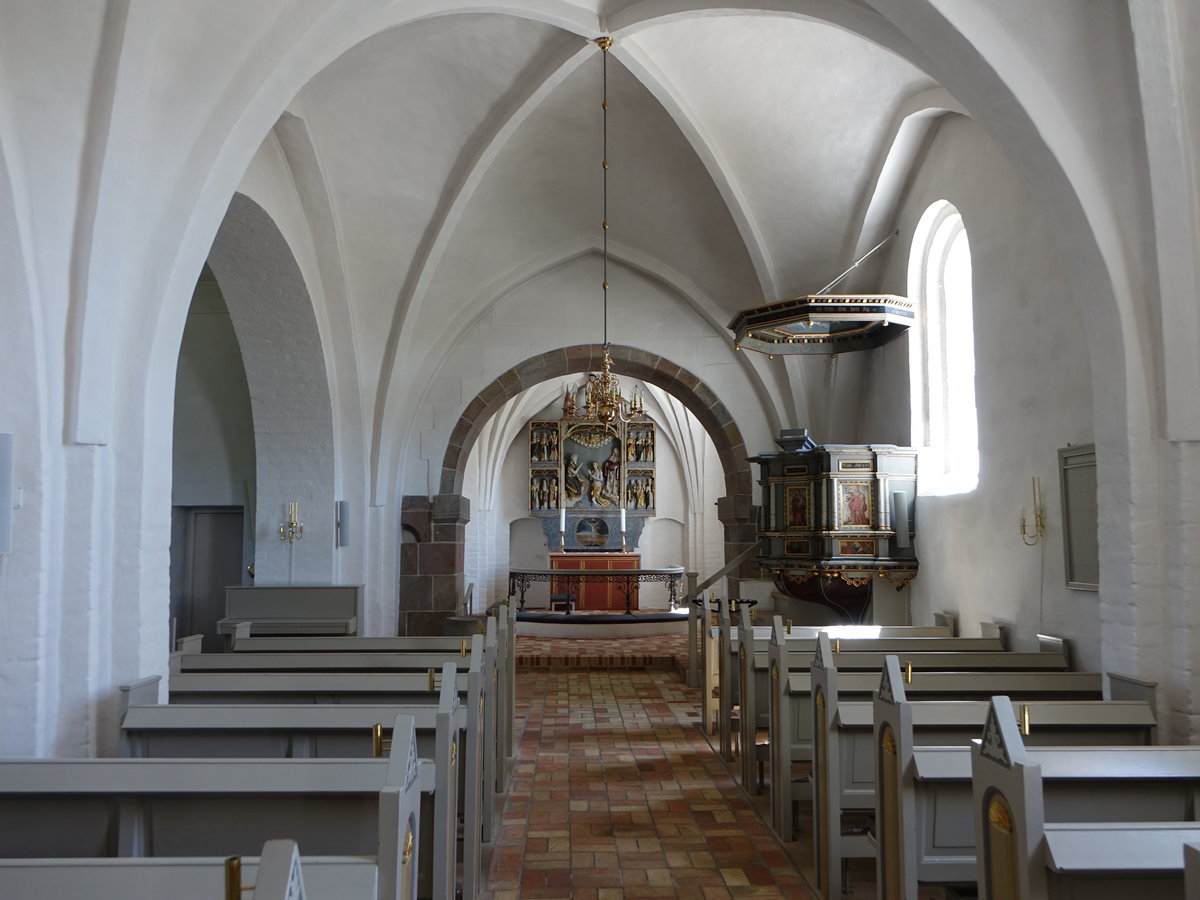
[122,669,482,900]
[0,840,381,900]
[768,635,1108,849]
[217,584,363,642]
[971,696,1200,900]
[875,693,1189,900]
[718,615,959,764]
[851,658,1156,900]
[0,716,426,900]
[228,608,516,773]
[741,621,1034,792]
[168,641,499,834]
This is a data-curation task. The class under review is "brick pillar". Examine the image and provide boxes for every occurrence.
[398,494,470,635]
[716,494,760,598]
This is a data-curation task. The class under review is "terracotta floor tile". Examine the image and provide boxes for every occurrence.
[482,637,814,898]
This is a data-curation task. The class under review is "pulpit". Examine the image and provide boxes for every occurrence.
[550,553,640,611]
[752,429,918,623]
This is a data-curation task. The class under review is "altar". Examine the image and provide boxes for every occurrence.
[550,553,640,611]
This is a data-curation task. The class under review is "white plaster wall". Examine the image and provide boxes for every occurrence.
[411,256,775,499]
[861,115,1098,665]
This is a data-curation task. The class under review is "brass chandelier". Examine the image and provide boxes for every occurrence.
[562,37,646,426]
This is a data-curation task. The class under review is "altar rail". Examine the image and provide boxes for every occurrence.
[507,566,685,613]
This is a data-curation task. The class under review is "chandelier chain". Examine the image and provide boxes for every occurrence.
[600,38,609,348]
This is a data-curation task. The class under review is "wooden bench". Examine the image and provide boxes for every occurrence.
[0,716,426,900]
[767,635,1109,848]
[874,693,1192,900]
[847,657,1155,900]
[122,669,481,899]
[166,658,498,858]
[741,621,1037,793]
[165,662,492,888]
[217,584,363,641]
[0,840,380,900]
[716,615,959,762]
[970,696,1200,900]
[227,608,516,774]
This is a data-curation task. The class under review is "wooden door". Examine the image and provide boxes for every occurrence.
[170,506,245,651]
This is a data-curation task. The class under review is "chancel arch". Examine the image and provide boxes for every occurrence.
[421,344,756,629]
[461,375,725,610]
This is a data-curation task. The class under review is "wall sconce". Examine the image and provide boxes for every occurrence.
[279,501,304,543]
[0,433,12,554]
[1019,477,1045,546]
[335,499,350,547]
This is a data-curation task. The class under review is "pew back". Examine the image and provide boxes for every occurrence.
[0,716,424,900]
[0,841,381,900]
[219,584,363,639]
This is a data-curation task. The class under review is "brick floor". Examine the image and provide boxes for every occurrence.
[483,650,814,899]
[515,633,688,671]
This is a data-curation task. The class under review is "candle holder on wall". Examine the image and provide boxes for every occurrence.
[280,501,304,543]
[1019,478,1045,546]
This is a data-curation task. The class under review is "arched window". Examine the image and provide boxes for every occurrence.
[909,200,978,495]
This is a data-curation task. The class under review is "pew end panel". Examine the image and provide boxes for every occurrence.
[875,654,917,900]
[932,612,958,636]
[1036,634,1070,668]
[117,676,162,755]
[1105,670,1158,710]
[980,622,1007,647]
[381,715,423,900]
[970,696,1046,900]
[1187,841,1200,900]
[766,619,794,843]
[811,631,855,900]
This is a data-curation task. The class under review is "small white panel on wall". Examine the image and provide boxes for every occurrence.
[892,490,910,549]
[0,434,12,552]
[336,499,350,547]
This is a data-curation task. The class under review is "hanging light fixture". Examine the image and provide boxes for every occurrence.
[562,37,647,425]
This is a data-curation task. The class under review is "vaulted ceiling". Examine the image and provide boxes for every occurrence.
[282,11,940,357]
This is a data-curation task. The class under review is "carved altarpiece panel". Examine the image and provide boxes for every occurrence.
[529,415,655,551]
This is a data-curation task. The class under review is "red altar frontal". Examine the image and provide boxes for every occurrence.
[550,553,640,611]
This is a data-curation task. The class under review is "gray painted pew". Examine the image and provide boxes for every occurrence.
[167,646,498,828]
[0,840,379,900]
[765,629,1102,844]
[217,584,363,642]
[0,716,425,900]
[716,616,958,762]
[850,658,1155,900]
[122,670,482,899]
[741,621,1052,792]
[971,697,1200,900]
[874,695,1194,900]
[228,613,516,771]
